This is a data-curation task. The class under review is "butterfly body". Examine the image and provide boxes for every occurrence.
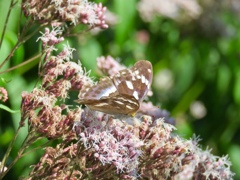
[76,60,152,115]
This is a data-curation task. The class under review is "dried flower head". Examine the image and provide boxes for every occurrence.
[28,143,81,179]
[21,28,93,139]
[22,0,108,28]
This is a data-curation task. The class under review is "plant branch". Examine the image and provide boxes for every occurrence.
[0,130,42,179]
[0,20,42,70]
[0,123,22,179]
[21,139,52,157]
[0,0,18,49]
[0,53,41,74]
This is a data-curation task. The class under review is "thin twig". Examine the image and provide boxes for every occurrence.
[0,0,18,49]
[0,124,22,179]
[65,25,94,37]
[0,40,21,70]
[0,132,41,179]
[21,139,53,157]
[0,53,41,74]
[0,23,42,70]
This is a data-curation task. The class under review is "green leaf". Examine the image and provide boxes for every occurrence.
[4,30,25,68]
[78,38,102,76]
[0,38,11,71]
[228,145,240,179]
[233,71,240,105]
[0,104,19,113]
[171,54,196,98]
[176,120,193,138]
[114,0,137,46]
[0,127,14,145]
[217,64,231,95]
[0,0,21,33]
[0,31,24,74]
[172,81,205,115]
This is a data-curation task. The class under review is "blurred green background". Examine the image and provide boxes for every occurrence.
[0,0,240,179]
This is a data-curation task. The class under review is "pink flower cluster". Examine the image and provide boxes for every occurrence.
[29,143,81,179]
[72,107,235,179]
[138,0,202,22]
[21,28,91,139]
[22,0,108,28]
[0,87,8,102]
[97,56,126,76]
[74,109,143,176]
[22,28,234,179]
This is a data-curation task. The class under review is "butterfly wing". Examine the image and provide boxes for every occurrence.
[82,93,139,115]
[112,60,153,102]
[77,77,117,102]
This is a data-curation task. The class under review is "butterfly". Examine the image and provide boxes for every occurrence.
[76,60,153,116]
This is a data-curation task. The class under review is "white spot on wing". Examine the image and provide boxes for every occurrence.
[133,91,139,100]
[126,105,135,109]
[145,79,149,85]
[141,75,146,84]
[94,102,109,107]
[114,100,125,105]
[126,81,134,90]
[99,84,117,97]
[134,70,140,75]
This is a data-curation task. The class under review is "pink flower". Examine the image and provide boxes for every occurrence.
[0,87,8,102]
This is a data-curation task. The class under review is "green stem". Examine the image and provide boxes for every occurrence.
[0,130,41,179]
[0,123,22,178]
[21,139,51,157]
[0,20,42,70]
[0,53,41,74]
[0,0,18,49]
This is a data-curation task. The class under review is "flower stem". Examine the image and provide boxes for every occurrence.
[0,129,41,179]
[0,53,41,75]
[0,124,22,179]
[0,20,42,70]
[0,0,18,49]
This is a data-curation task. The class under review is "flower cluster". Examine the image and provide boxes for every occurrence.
[138,0,202,22]
[97,55,126,76]
[22,0,108,28]
[21,27,92,139]
[30,107,232,179]
[28,143,80,179]
[0,87,8,102]
[174,138,234,180]
[137,101,175,124]
[140,130,234,179]
[74,109,144,176]
[22,28,234,179]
